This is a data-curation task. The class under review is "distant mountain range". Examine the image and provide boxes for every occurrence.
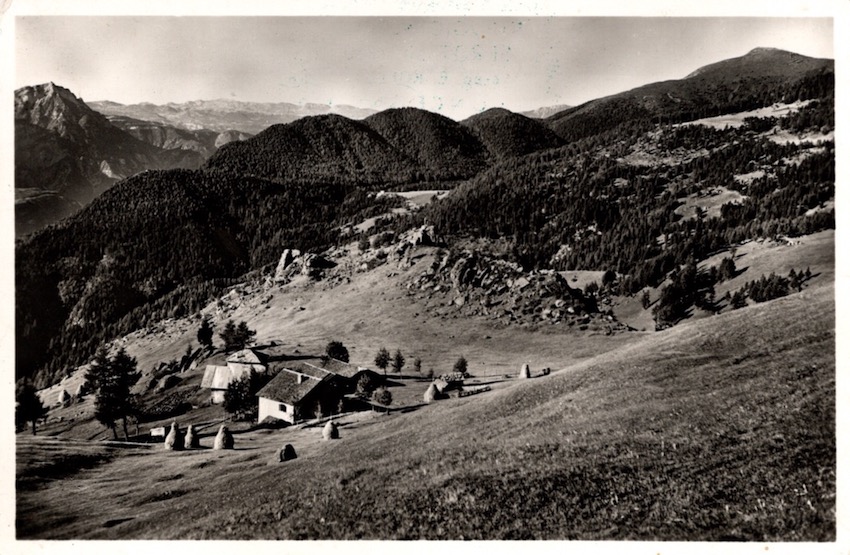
[102,114,252,159]
[89,99,378,135]
[14,83,205,236]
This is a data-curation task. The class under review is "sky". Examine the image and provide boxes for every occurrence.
[12,14,834,120]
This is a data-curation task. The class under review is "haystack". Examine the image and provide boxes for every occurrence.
[58,389,72,407]
[424,383,439,403]
[519,363,531,379]
[213,424,234,450]
[74,383,87,400]
[164,421,183,451]
[184,424,199,449]
[322,420,339,440]
[278,443,297,462]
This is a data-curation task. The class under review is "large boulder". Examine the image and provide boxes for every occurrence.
[408,225,438,247]
[213,424,234,450]
[156,374,181,392]
[274,249,302,281]
[278,443,297,462]
[300,253,336,275]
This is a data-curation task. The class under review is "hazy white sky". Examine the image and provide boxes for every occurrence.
[14,15,834,120]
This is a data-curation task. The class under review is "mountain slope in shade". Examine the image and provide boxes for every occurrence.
[547,47,833,142]
[363,107,488,180]
[202,114,421,184]
[89,99,377,135]
[462,107,565,159]
[104,114,251,159]
[14,83,204,236]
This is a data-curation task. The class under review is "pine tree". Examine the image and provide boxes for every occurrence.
[197,316,214,349]
[374,347,390,375]
[15,379,46,435]
[85,346,141,440]
[220,320,256,351]
[391,349,405,374]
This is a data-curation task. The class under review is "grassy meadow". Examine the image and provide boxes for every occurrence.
[16,282,834,540]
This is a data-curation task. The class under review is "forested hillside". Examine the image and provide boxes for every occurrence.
[546,48,833,142]
[426,95,834,319]
[462,108,565,159]
[16,169,402,386]
[202,114,423,185]
[363,108,488,180]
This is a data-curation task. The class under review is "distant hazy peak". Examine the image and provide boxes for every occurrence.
[519,104,573,119]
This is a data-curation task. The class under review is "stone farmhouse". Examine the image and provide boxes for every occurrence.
[257,358,380,424]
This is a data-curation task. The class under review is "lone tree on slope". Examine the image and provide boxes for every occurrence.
[15,379,46,435]
[374,347,390,376]
[391,349,405,374]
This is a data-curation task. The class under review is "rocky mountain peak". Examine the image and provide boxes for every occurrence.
[15,82,107,143]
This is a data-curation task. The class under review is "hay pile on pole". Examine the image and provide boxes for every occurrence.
[278,444,297,462]
[58,389,71,407]
[519,363,531,379]
[322,420,339,440]
[424,383,438,403]
[213,424,234,450]
[184,424,199,449]
[164,421,183,451]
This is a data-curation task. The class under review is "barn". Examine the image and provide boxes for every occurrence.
[201,348,269,404]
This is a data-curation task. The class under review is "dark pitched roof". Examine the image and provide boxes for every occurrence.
[312,357,371,379]
[256,370,325,405]
[268,360,333,379]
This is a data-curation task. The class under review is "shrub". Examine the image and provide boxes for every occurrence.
[326,340,350,362]
[372,387,392,412]
[453,356,468,377]
[356,374,377,398]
